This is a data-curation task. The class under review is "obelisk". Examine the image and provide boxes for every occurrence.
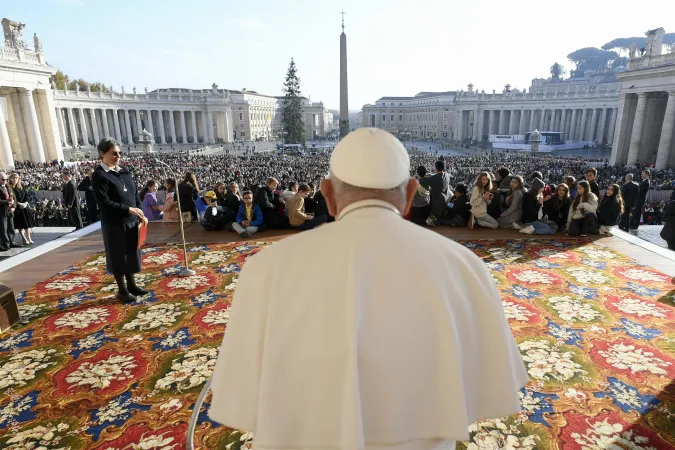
[339,11,350,139]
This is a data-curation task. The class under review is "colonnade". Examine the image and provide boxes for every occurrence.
[456,106,619,144]
[54,107,233,148]
[611,91,675,169]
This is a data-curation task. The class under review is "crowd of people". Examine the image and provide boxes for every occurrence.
[1,148,674,251]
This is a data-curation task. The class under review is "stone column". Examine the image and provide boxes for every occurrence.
[112,110,122,142]
[655,91,675,170]
[89,109,99,145]
[497,110,506,134]
[66,108,78,148]
[508,110,518,134]
[607,108,618,146]
[595,109,607,143]
[180,110,188,143]
[626,93,648,165]
[101,109,110,137]
[77,108,90,146]
[146,110,155,140]
[579,108,589,141]
[207,111,214,143]
[0,101,15,170]
[202,111,209,143]
[224,109,233,143]
[570,109,578,140]
[56,108,66,146]
[135,110,143,141]
[191,111,198,143]
[536,108,544,129]
[589,109,599,143]
[518,109,527,135]
[169,110,176,143]
[158,111,167,144]
[20,90,46,162]
[489,110,498,135]
[123,110,133,144]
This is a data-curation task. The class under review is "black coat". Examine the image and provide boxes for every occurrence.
[178,182,198,213]
[448,195,471,222]
[660,194,675,242]
[91,165,142,275]
[596,197,621,226]
[589,180,600,198]
[637,179,649,204]
[487,190,502,220]
[544,196,571,230]
[255,186,276,213]
[0,185,11,218]
[77,177,98,212]
[621,181,639,209]
[522,193,542,224]
[225,191,241,211]
[419,172,451,217]
[62,179,78,209]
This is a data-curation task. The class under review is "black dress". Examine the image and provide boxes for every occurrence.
[91,165,142,275]
[12,186,36,229]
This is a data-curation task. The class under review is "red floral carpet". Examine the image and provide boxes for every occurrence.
[0,239,673,449]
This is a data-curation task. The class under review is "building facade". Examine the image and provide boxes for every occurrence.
[362,79,622,146]
[0,19,333,167]
[610,28,675,169]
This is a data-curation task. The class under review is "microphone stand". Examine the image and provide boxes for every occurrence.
[155,158,195,276]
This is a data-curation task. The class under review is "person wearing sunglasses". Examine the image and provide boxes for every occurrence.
[91,137,148,303]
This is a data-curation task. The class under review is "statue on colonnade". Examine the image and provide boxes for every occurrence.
[33,33,41,52]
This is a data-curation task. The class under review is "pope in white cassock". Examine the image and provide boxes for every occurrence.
[209,128,528,450]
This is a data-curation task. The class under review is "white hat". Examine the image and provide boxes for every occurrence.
[330,128,410,189]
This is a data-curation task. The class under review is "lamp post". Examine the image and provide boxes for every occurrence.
[154,158,196,276]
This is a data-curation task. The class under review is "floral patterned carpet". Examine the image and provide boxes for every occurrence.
[0,239,673,449]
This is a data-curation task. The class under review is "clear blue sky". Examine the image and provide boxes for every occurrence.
[5,0,674,110]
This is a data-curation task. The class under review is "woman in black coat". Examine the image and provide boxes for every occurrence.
[660,190,675,250]
[543,183,572,231]
[596,183,623,235]
[91,138,148,303]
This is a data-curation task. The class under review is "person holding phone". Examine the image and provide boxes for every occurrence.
[91,137,148,303]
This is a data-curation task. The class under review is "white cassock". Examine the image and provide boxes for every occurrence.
[209,199,529,450]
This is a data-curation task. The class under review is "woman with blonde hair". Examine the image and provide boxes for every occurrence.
[8,172,35,245]
[469,172,498,229]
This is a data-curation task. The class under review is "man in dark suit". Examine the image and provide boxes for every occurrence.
[418,159,451,223]
[62,169,83,230]
[0,172,13,251]
[78,168,99,224]
[629,169,650,233]
[620,174,639,232]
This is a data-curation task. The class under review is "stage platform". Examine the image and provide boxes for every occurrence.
[1,221,673,294]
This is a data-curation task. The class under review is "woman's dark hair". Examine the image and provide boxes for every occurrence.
[602,183,624,214]
[242,190,253,198]
[165,178,176,192]
[454,183,467,195]
[97,137,121,157]
[509,175,524,193]
[417,166,427,177]
[139,180,157,201]
[573,180,591,211]
[288,181,298,190]
[530,171,543,181]
[181,172,199,192]
[564,176,576,187]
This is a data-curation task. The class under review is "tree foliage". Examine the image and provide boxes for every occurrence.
[602,33,675,53]
[567,47,618,77]
[49,70,110,92]
[550,62,565,80]
[281,58,305,145]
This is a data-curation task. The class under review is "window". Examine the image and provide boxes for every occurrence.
[390,114,394,121]
[239,112,244,121]
[382,115,386,121]
[399,115,403,121]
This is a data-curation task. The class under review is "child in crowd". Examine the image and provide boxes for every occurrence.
[233,190,264,238]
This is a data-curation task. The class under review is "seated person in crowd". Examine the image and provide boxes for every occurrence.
[419,160,451,226]
[312,178,334,223]
[195,192,210,220]
[428,183,471,227]
[567,180,599,236]
[498,175,525,229]
[158,178,179,222]
[233,190,264,238]
[256,177,288,228]
[286,183,327,231]
[281,181,298,202]
[564,176,577,200]
[304,183,317,214]
[585,168,600,198]
[410,166,431,225]
[494,167,511,194]
[543,183,571,231]
[469,172,498,229]
[201,191,236,231]
[487,174,503,221]
[519,178,557,235]
[530,171,552,198]
[225,182,242,211]
[596,183,623,235]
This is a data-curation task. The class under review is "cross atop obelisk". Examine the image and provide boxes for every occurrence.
[339,11,350,139]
